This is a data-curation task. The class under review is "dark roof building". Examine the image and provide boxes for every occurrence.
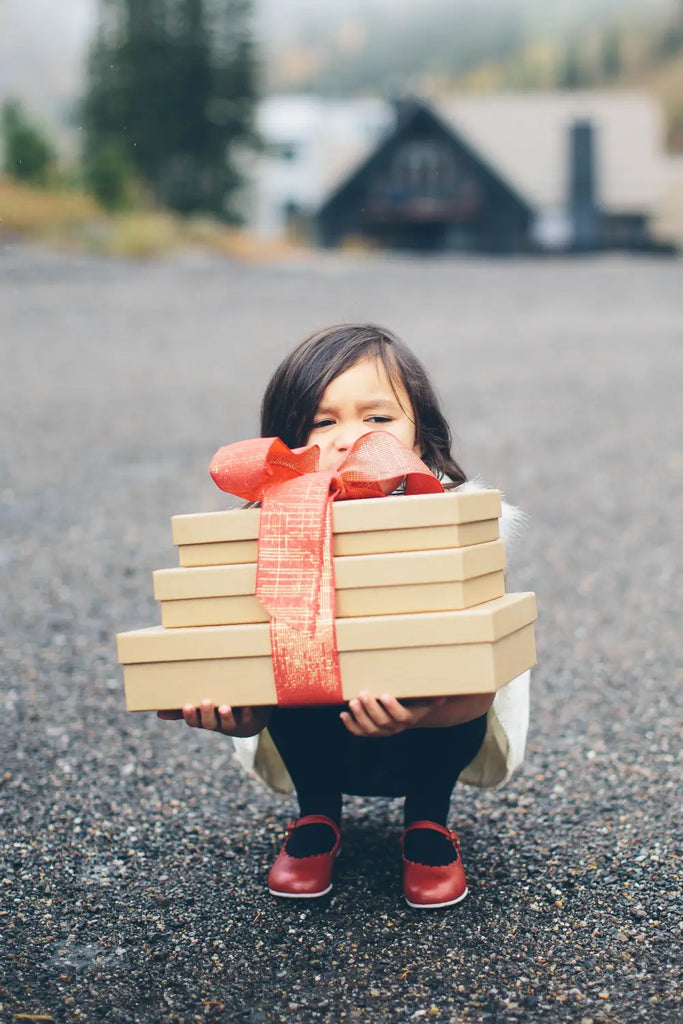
[254,92,673,254]
[317,99,534,253]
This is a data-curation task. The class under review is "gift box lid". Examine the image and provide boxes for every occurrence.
[170,489,502,546]
[177,518,500,566]
[117,591,536,664]
[153,539,506,601]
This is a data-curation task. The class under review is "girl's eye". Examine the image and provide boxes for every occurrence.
[366,416,392,423]
[311,418,335,430]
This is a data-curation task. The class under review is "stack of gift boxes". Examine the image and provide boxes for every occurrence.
[117,489,537,710]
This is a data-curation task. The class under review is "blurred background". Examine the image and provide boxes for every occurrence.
[2,0,683,255]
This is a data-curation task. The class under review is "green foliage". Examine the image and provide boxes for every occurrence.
[83,137,137,210]
[82,0,258,219]
[1,99,56,186]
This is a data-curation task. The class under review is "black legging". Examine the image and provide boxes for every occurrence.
[267,705,488,827]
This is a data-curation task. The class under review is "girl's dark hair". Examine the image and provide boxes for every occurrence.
[260,324,466,484]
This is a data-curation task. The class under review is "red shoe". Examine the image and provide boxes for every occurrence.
[268,814,342,899]
[401,820,468,909]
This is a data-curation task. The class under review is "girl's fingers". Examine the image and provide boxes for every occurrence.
[362,693,402,728]
[217,705,238,731]
[348,695,384,732]
[199,699,220,730]
[344,693,411,735]
[344,700,376,734]
[182,704,201,727]
[339,710,364,736]
[377,694,413,723]
[174,701,258,733]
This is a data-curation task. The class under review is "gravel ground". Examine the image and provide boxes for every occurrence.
[1,243,681,1024]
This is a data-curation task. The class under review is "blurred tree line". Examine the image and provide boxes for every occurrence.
[1,100,56,186]
[267,0,683,132]
[82,0,257,216]
[555,2,683,90]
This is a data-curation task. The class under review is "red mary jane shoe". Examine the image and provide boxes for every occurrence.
[401,819,468,909]
[268,814,342,899]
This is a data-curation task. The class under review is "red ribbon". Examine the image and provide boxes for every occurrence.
[209,432,444,706]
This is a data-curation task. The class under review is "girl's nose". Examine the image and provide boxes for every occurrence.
[334,426,364,452]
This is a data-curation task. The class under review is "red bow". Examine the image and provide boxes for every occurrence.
[209,432,443,705]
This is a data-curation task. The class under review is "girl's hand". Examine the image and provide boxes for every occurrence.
[340,692,446,737]
[157,700,270,737]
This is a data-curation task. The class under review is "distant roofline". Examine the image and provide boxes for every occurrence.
[316,95,535,219]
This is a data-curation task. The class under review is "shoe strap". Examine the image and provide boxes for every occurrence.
[286,814,341,839]
[402,820,459,845]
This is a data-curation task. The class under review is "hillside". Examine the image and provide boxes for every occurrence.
[449,10,683,150]
[260,0,683,150]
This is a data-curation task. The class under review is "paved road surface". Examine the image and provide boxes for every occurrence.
[1,244,681,1023]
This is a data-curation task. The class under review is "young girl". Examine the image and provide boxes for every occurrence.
[158,324,529,909]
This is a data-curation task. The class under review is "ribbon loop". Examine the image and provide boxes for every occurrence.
[210,437,319,503]
[210,432,443,706]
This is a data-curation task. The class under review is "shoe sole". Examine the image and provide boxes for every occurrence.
[405,886,468,909]
[268,883,333,899]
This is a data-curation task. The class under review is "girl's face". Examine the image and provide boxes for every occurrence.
[306,356,420,471]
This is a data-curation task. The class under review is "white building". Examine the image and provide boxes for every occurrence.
[253,94,393,239]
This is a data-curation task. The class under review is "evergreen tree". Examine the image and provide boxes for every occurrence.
[83,137,136,210]
[1,99,56,186]
[82,0,257,218]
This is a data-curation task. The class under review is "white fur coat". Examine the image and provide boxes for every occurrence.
[231,482,531,794]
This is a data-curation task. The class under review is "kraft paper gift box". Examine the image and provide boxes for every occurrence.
[117,482,537,711]
[118,592,537,710]
[172,489,502,566]
[155,539,507,627]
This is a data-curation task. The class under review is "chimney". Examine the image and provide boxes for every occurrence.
[569,120,600,250]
